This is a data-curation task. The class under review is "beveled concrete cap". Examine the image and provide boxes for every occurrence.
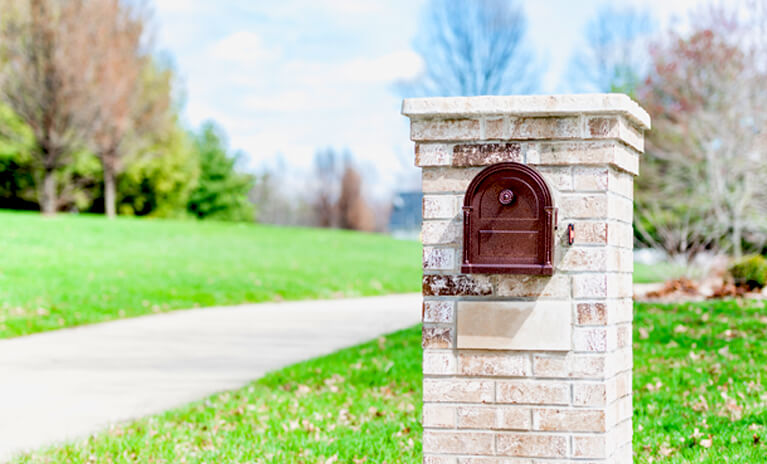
[402,94,651,130]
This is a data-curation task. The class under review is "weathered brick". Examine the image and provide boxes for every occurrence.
[423,167,483,193]
[609,168,634,198]
[453,143,522,166]
[586,116,645,152]
[496,381,570,405]
[424,247,456,270]
[424,456,458,464]
[423,430,494,454]
[496,432,568,458]
[424,351,457,375]
[423,300,455,323]
[458,352,530,377]
[456,458,532,464]
[608,194,634,223]
[607,221,634,248]
[533,408,606,432]
[576,302,607,325]
[510,117,580,139]
[607,247,633,272]
[532,354,569,377]
[423,274,493,296]
[497,407,532,430]
[617,323,631,348]
[412,119,481,141]
[423,326,453,349]
[423,378,495,403]
[608,273,633,298]
[492,274,569,298]
[423,403,456,428]
[423,195,458,219]
[416,143,453,166]
[571,354,607,378]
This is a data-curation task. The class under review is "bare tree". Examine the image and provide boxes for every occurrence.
[338,162,375,232]
[89,0,164,218]
[0,0,102,214]
[637,4,767,260]
[405,0,538,96]
[569,5,654,94]
[312,148,342,228]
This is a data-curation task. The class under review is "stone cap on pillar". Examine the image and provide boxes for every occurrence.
[401,94,651,130]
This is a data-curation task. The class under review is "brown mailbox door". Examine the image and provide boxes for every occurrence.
[462,162,555,275]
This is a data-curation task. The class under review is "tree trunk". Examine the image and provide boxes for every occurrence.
[41,169,57,216]
[104,164,117,218]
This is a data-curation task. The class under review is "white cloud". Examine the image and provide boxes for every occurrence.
[336,50,424,83]
[207,31,277,64]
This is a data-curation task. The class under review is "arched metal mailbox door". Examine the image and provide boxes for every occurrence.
[461,162,556,275]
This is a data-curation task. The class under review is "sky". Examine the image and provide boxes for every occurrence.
[153,0,704,196]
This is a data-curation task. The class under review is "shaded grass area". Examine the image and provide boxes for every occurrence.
[0,210,421,338]
[14,326,423,464]
[15,301,767,463]
[634,300,767,462]
[633,261,687,284]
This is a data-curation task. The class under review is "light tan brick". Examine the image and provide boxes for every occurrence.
[615,371,631,398]
[423,430,494,454]
[561,193,608,219]
[571,354,608,378]
[571,222,608,245]
[607,221,634,248]
[457,406,497,429]
[424,351,457,375]
[510,116,580,139]
[422,167,483,193]
[424,247,456,270]
[573,383,608,407]
[532,354,569,377]
[573,434,607,459]
[496,432,568,458]
[497,381,569,405]
[617,323,631,348]
[423,300,455,323]
[457,458,533,464]
[423,403,456,428]
[573,167,609,191]
[423,195,458,219]
[422,220,461,245]
[586,116,645,152]
[536,166,573,191]
[560,247,607,272]
[537,141,639,175]
[608,194,633,223]
[533,408,606,432]
[423,326,453,349]
[497,407,532,430]
[458,352,530,377]
[608,273,633,298]
[573,327,610,352]
[423,379,494,403]
[424,456,458,464]
[609,169,634,198]
[492,274,570,298]
[573,274,607,298]
[485,118,506,139]
[607,247,633,272]
[416,143,453,166]
[412,119,481,141]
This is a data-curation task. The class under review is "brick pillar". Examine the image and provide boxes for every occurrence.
[402,95,650,463]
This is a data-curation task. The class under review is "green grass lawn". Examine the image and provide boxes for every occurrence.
[0,210,421,338]
[14,301,767,463]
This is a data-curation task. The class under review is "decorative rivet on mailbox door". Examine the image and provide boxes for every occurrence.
[498,189,515,205]
[461,162,556,275]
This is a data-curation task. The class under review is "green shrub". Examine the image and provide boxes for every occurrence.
[729,254,767,288]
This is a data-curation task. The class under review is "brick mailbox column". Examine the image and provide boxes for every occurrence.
[402,95,650,463]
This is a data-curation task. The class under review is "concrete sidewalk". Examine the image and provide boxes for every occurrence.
[0,293,422,462]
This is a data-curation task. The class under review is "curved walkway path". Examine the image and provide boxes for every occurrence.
[0,293,422,462]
